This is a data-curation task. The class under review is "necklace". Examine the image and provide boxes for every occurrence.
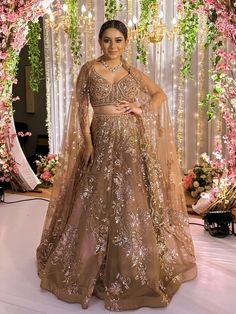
[101,59,123,73]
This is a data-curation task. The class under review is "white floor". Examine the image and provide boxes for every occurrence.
[0,193,235,314]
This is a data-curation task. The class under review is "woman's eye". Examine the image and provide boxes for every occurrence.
[103,39,110,43]
[116,40,122,43]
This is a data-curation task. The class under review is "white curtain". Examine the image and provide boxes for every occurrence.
[43,0,225,171]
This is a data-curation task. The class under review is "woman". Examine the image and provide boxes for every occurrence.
[37,20,197,311]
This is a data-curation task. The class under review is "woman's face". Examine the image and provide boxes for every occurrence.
[99,27,127,60]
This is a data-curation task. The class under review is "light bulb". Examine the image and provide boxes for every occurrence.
[62,4,68,12]
[81,4,86,14]
[172,17,177,25]
[132,16,138,25]
[88,11,92,19]
[159,11,164,19]
[49,13,55,21]
[128,19,133,28]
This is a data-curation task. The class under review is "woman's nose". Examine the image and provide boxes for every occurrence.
[109,41,115,48]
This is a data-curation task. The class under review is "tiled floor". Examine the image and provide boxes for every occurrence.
[0,193,235,314]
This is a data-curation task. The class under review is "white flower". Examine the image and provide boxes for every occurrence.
[193,181,199,188]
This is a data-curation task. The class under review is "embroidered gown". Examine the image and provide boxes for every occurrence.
[36,60,197,311]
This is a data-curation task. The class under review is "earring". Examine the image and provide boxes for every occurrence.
[123,48,128,60]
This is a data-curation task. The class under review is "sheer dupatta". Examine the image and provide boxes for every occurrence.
[125,62,196,279]
[36,63,92,275]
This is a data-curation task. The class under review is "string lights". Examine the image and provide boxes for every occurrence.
[176,34,185,168]
[196,15,207,162]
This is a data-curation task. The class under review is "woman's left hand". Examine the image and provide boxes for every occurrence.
[116,100,142,116]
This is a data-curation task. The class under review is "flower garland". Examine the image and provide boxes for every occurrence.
[0,0,53,184]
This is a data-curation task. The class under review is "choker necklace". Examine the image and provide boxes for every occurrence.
[101,59,123,73]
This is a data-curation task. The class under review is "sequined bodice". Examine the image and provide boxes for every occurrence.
[89,67,140,107]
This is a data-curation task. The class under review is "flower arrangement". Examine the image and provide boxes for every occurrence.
[0,0,53,186]
[183,153,222,199]
[179,0,236,209]
[35,154,59,186]
[191,147,235,215]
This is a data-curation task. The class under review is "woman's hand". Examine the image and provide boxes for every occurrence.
[116,100,142,116]
[82,143,94,171]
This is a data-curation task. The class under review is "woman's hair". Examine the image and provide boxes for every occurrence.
[99,20,128,40]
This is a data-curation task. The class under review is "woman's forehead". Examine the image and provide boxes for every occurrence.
[101,28,125,38]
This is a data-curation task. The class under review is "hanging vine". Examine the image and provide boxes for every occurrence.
[27,20,44,92]
[136,0,156,65]
[200,7,224,120]
[104,0,123,20]
[178,0,203,78]
[66,0,82,65]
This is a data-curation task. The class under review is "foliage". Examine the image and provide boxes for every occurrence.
[104,0,123,20]
[177,0,203,78]
[66,0,82,64]
[179,0,236,204]
[0,0,53,183]
[136,0,156,65]
[27,20,44,92]
[183,154,222,199]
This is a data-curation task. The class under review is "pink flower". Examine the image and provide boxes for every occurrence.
[41,170,52,182]
[47,154,57,159]
[183,174,194,190]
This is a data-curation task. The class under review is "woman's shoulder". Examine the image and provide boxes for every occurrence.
[81,60,96,70]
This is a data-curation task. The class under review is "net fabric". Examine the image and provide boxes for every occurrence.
[36,59,197,310]
[37,63,91,273]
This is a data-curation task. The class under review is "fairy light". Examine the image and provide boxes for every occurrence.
[81,4,86,14]
[55,31,62,79]
[171,3,178,132]
[172,17,177,25]
[196,15,207,163]
[87,1,95,61]
[127,0,133,63]
[159,11,164,19]
[44,16,52,152]
[176,34,185,168]
[132,16,138,26]
[62,3,68,12]
[128,19,133,28]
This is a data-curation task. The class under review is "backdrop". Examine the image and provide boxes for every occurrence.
[43,0,226,171]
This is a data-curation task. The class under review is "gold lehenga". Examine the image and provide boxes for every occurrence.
[36,59,197,311]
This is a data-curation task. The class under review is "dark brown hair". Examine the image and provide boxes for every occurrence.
[99,20,128,40]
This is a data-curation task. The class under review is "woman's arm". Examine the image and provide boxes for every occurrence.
[76,63,93,147]
[76,63,94,168]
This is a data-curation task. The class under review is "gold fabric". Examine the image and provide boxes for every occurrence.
[36,59,197,311]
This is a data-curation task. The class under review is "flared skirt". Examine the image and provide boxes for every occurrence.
[37,113,197,311]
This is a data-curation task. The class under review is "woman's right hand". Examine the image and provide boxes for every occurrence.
[82,143,94,171]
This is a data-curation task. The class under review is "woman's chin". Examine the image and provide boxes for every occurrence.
[105,53,121,60]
